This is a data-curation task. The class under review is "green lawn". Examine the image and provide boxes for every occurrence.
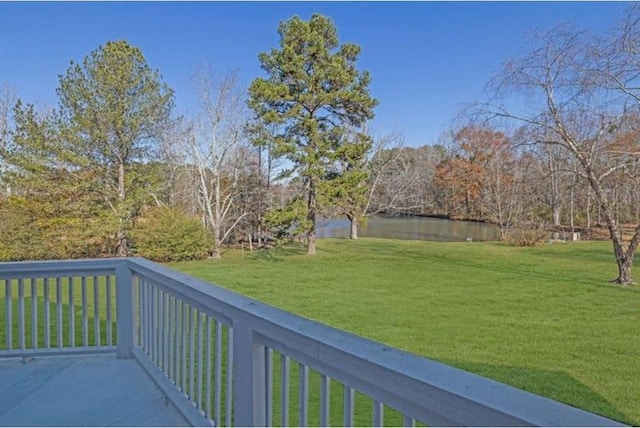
[170,238,640,425]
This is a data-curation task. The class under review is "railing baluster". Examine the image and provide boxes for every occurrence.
[197,311,204,409]
[134,279,139,350]
[402,415,415,427]
[93,276,100,346]
[299,364,309,427]
[164,292,170,372]
[150,282,155,356]
[31,278,38,349]
[81,276,88,347]
[68,277,75,348]
[156,285,162,363]
[226,326,233,428]
[158,288,162,370]
[214,320,222,425]
[320,374,330,427]
[56,278,62,348]
[205,315,212,420]
[153,285,159,363]
[176,299,183,386]
[151,285,156,358]
[106,275,112,346]
[373,400,384,427]
[147,282,152,356]
[139,280,146,351]
[190,306,196,401]
[166,292,170,371]
[343,386,355,427]
[266,348,274,427]
[44,278,50,348]
[145,281,152,353]
[133,276,139,347]
[5,279,12,350]
[169,295,175,382]
[133,277,140,347]
[156,287,161,364]
[18,278,25,350]
[181,301,188,393]
[281,355,290,427]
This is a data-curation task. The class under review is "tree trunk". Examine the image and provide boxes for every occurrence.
[552,204,561,227]
[348,214,358,240]
[308,227,316,255]
[116,162,129,257]
[606,221,633,285]
[116,228,129,257]
[612,236,634,285]
[307,179,316,256]
[499,226,507,241]
[211,223,222,259]
[570,172,575,235]
[586,187,592,229]
[589,172,637,285]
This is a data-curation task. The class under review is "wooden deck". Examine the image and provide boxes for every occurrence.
[0,354,190,427]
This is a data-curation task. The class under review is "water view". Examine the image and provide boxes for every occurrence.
[317,215,501,242]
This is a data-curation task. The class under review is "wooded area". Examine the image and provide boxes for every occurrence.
[0,10,639,283]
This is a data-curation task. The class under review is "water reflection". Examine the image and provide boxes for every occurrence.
[317,215,501,242]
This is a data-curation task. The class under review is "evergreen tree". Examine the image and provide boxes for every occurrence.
[324,130,373,239]
[0,101,116,260]
[248,14,377,255]
[56,40,174,256]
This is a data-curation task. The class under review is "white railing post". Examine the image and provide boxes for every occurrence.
[116,261,135,359]
[233,318,267,427]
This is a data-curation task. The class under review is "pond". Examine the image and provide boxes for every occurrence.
[316,215,501,242]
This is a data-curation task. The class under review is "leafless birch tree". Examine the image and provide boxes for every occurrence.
[481,19,640,284]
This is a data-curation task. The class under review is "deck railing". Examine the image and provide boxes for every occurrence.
[0,259,119,357]
[0,258,624,427]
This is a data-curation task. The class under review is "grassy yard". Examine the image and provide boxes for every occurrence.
[170,238,640,425]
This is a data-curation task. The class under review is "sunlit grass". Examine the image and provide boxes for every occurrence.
[170,238,640,425]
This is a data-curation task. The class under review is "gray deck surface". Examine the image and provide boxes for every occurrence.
[0,354,190,427]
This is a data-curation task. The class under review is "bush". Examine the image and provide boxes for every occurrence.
[507,226,549,247]
[132,207,210,262]
[0,197,115,261]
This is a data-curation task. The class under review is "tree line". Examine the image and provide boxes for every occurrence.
[0,10,639,284]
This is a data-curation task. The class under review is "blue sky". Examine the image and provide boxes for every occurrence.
[0,2,627,146]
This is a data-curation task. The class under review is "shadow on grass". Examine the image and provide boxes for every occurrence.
[441,359,633,425]
[249,244,308,263]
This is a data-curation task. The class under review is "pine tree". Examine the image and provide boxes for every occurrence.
[56,40,174,256]
[248,14,377,255]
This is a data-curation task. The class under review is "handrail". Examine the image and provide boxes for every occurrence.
[0,258,121,279]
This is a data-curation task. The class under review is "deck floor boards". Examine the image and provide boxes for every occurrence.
[0,354,190,427]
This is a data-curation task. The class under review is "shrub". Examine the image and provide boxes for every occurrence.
[132,207,210,262]
[0,197,114,261]
[507,226,549,247]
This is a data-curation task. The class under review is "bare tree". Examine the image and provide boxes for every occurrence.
[481,21,640,284]
[0,83,16,197]
[477,130,524,239]
[178,65,249,258]
[367,132,441,218]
